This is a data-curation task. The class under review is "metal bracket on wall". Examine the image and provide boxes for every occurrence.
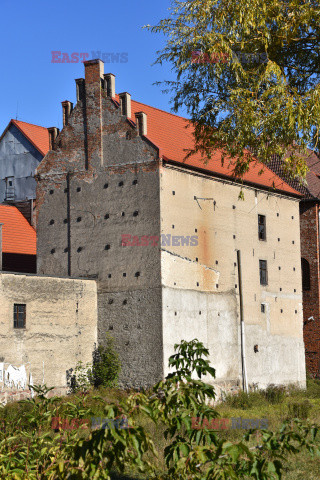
[194,196,216,210]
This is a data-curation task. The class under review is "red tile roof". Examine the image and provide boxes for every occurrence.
[117,96,300,196]
[11,120,50,156]
[0,205,36,255]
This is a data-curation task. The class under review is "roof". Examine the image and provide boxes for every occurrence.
[0,205,36,255]
[267,149,320,200]
[116,96,300,197]
[0,119,50,157]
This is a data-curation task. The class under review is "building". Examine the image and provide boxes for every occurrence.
[34,59,306,391]
[0,119,51,225]
[0,205,36,273]
[268,151,320,377]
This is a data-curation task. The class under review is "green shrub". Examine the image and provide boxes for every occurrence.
[263,384,286,404]
[287,400,312,420]
[89,333,121,388]
[224,390,264,409]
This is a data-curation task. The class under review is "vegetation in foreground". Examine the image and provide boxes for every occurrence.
[0,340,319,479]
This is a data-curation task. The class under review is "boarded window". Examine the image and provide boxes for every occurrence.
[5,176,15,201]
[259,260,268,285]
[301,258,311,291]
[258,214,266,240]
[14,304,26,329]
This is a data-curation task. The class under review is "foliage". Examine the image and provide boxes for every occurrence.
[0,340,318,478]
[146,0,320,181]
[69,360,92,394]
[89,334,121,388]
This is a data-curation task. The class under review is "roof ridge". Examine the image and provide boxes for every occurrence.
[12,119,49,130]
[131,99,189,123]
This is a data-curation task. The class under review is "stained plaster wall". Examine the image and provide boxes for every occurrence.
[160,164,306,388]
[0,272,97,389]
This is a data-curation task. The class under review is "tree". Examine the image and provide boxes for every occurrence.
[147,0,320,181]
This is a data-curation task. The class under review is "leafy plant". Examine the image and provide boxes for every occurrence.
[89,333,121,388]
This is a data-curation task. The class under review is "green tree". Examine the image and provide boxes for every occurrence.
[89,333,121,388]
[147,0,320,180]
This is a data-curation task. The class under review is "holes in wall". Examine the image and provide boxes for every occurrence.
[172,191,175,195]
[132,179,138,185]
[49,219,54,225]
[196,282,199,287]
[195,228,197,233]
[64,188,68,193]
[104,183,108,189]
[261,304,265,313]
[64,247,69,253]
[77,217,82,222]
[63,219,68,224]
[254,345,259,353]
[50,248,55,254]
[125,341,129,346]
[108,299,114,305]
[175,312,177,316]
[105,244,110,250]
[49,189,54,195]
[280,287,282,291]
[109,325,113,330]
[77,187,81,192]
[278,266,281,270]
[233,235,236,239]
[123,273,127,277]
[278,238,280,242]
[135,272,140,277]
[292,216,294,219]
[121,212,125,217]
[295,310,298,314]
[235,284,237,289]
[196,257,198,262]
[123,300,127,305]
[108,274,112,278]
[215,260,218,265]
[234,262,237,267]
[294,288,296,293]
[119,181,124,187]
[216,284,219,288]
[277,213,279,217]
[77,247,83,253]
[292,241,295,244]
[199,311,201,315]
[133,211,139,217]
[232,205,236,209]
[172,225,175,229]
[280,309,283,313]
[104,214,109,219]
[293,267,296,271]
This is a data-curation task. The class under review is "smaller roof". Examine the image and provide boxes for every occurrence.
[0,120,50,157]
[0,205,36,255]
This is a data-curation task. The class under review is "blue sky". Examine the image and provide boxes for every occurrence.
[0,0,182,134]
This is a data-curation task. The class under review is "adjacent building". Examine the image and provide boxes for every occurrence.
[34,59,306,390]
[0,119,50,225]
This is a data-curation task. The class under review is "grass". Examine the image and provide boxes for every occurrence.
[1,379,320,478]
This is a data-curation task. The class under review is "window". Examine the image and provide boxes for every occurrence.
[301,258,310,290]
[258,214,266,240]
[259,260,268,285]
[14,304,26,329]
[5,176,14,201]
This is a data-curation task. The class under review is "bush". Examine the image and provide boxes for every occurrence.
[287,400,312,420]
[263,384,286,404]
[89,333,121,388]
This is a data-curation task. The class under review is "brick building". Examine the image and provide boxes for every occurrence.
[33,59,306,390]
[268,152,320,377]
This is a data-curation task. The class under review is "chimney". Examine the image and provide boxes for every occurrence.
[135,112,147,136]
[119,92,131,119]
[83,59,104,168]
[0,223,2,271]
[62,101,73,126]
[48,127,60,150]
[104,73,115,98]
[75,78,85,102]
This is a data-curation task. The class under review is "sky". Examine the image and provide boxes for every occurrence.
[0,0,182,134]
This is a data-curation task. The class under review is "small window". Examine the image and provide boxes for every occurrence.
[259,260,268,285]
[258,214,266,241]
[14,304,26,329]
[261,304,265,313]
[301,258,310,290]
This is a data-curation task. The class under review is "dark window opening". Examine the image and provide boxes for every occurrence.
[14,304,26,329]
[261,304,265,313]
[49,219,54,225]
[77,187,81,192]
[301,258,311,290]
[132,179,138,185]
[259,260,268,285]
[104,183,108,189]
[258,214,266,241]
[119,181,124,187]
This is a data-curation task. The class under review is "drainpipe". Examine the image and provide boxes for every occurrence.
[0,223,2,271]
[66,173,71,277]
[237,250,248,392]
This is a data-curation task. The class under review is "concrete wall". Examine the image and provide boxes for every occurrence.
[36,60,163,388]
[160,164,306,388]
[0,272,97,390]
[0,124,42,203]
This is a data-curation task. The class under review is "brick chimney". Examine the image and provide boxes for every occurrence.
[135,112,147,136]
[61,101,73,126]
[48,127,60,150]
[104,73,115,98]
[119,92,131,119]
[83,59,104,168]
